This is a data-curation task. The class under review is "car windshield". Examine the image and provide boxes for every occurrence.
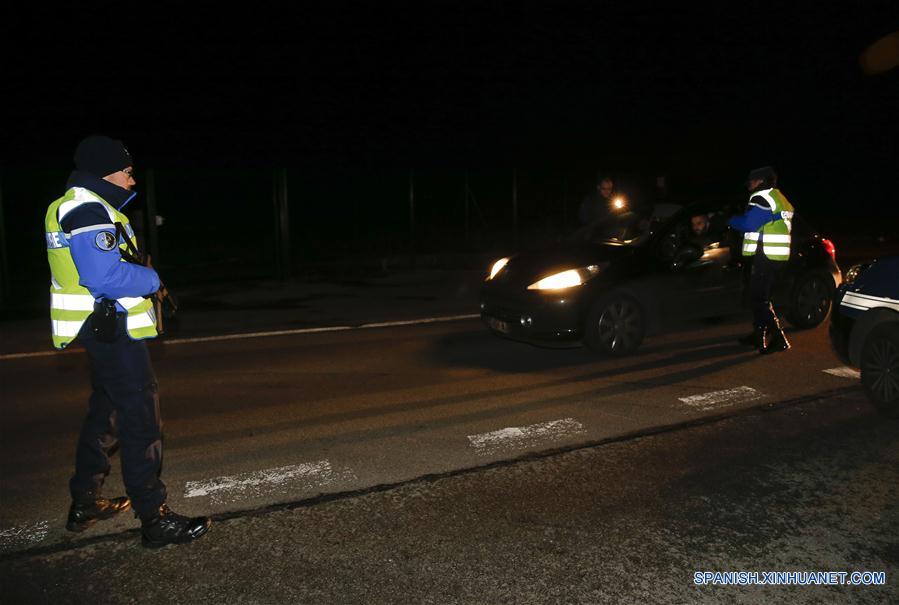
[569,203,682,246]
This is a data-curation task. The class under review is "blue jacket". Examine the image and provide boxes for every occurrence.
[60,171,159,304]
[728,193,776,233]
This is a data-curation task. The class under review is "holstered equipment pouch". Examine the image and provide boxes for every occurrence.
[91,299,118,343]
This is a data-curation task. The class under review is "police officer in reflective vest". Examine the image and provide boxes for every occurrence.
[728,166,793,354]
[46,135,211,547]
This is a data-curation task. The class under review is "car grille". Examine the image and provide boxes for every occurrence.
[483,304,520,322]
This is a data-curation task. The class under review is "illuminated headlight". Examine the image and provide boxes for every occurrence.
[487,257,510,280]
[527,265,601,290]
[844,263,871,285]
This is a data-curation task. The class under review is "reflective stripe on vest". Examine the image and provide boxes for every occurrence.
[45,187,158,349]
[741,188,794,261]
[50,308,156,340]
[51,319,86,339]
[51,292,95,311]
[742,232,760,254]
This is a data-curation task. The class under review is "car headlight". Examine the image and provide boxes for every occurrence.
[527,265,601,290]
[486,257,510,280]
[844,263,871,285]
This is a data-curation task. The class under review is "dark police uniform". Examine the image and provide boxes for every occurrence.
[46,135,209,547]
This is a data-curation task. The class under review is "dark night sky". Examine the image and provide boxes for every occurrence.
[3,1,898,208]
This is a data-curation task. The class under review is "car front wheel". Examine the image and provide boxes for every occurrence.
[787,272,833,329]
[860,322,899,417]
[584,294,645,356]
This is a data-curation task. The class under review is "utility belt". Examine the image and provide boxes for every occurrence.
[90,299,124,343]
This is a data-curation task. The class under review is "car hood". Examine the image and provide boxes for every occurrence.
[496,242,635,287]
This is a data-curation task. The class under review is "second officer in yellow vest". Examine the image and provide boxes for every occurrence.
[46,135,211,548]
[728,166,794,354]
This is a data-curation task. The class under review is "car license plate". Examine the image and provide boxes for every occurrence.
[487,316,510,334]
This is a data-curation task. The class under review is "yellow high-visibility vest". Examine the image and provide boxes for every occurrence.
[741,188,794,261]
[45,187,157,349]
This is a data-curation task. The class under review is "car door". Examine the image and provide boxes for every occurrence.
[677,239,742,318]
[650,225,701,323]
[658,208,743,321]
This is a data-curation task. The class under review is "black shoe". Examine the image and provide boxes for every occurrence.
[141,504,211,548]
[66,494,131,532]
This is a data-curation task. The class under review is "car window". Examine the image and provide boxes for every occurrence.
[656,207,736,264]
[656,220,687,262]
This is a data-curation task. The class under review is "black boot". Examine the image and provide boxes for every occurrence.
[141,504,211,548]
[66,494,131,532]
[759,317,790,355]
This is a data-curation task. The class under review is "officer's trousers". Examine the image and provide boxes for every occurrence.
[70,315,167,518]
[749,254,785,329]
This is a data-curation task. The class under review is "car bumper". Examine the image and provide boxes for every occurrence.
[480,283,590,344]
[828,287,854,365]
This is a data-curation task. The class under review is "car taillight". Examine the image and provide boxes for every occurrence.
[821,238,836,262]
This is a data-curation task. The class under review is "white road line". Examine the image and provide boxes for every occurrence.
[183,460,356,504]
[0,349,82,361]
[165,325,353,346]
[356,315,479,330]
[166,314,480,346]
[0,313,481,360]
[467,418,587,455]
[0,520,51,552]
[823,367,861,379]
[679,386,762,411]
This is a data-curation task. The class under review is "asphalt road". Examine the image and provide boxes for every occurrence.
[1,314,896,602]
[0,314,873,536]
[0,381,896,603]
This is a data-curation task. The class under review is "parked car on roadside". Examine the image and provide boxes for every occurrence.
[481,200,842,356]
[829,255,899,416]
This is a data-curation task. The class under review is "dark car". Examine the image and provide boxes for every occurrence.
[480,200,842,355]
[829,255,899,416]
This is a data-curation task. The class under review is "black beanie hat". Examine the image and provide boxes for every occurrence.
[74,135,133,178]
[745,166,777,187]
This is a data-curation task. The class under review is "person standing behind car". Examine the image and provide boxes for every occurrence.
[728,166,794,354]
[578,176,617,226]
[45,134,211,548]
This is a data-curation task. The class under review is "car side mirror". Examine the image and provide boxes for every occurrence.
[671,243,703,270]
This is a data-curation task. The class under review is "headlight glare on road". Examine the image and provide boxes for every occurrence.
[527,265,601,290]
[487,257,510,280]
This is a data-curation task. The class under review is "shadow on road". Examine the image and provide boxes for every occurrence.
[175,330,760,451]
[425,324,750,374]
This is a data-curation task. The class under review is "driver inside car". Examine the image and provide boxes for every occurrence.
[689,213,715,248]
[667,210,734,269]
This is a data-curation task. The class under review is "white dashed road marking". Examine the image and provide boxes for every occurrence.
[467,418,587,455]
[823,366,861,379]
[0,520,51,552]
[679,386,763,411]
[184,460,356,505]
